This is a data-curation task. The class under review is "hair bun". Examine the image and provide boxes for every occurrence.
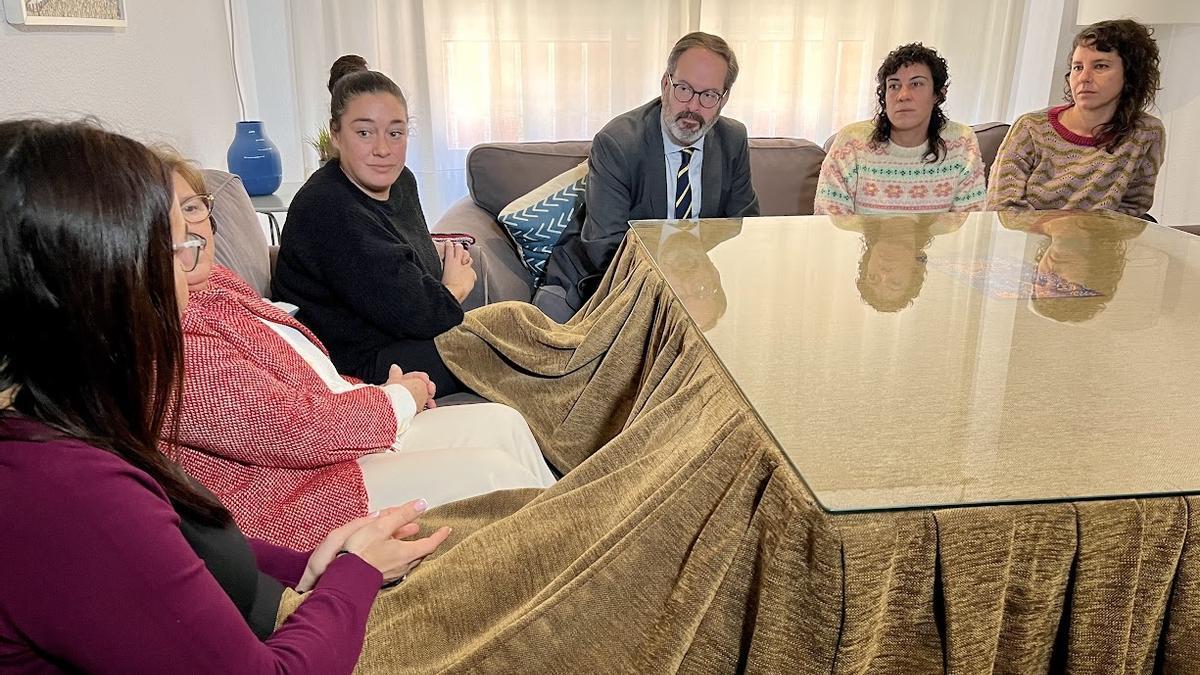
[328,55,369,94]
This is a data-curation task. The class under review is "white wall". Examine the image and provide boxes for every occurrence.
[1008,0,1071,122]
[1149,24,1200,225]
[0,0,241,170]
[1077,0,1200,25]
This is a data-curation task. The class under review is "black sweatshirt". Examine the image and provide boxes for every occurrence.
[272,161,463,378]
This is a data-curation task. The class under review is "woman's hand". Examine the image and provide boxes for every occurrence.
[341,500,452,583]
[385,365,436,410]
[297,512,404,592]
[440,243,476,303]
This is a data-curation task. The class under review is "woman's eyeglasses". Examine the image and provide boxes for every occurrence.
[172,232,207,272]
[180,193,214,224]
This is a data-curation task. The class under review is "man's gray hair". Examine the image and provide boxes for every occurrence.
[665,32,739,92]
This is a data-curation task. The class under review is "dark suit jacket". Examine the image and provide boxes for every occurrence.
[536,98,759,320]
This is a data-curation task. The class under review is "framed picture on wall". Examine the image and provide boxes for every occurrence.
[3,0,127,27]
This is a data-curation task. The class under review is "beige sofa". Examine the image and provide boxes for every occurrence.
[204,168,276,298]
[432,123,1011,310]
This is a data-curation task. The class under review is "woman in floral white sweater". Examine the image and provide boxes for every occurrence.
[815,43,986,215]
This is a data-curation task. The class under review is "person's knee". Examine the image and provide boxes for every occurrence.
[465,403,542,460]
[465,401,521,423]
[458,447,543,482]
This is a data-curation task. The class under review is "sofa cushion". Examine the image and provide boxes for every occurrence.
[203,169,272,297]
[497,162,588,279]
[971,122,1010,183]
[467,141,591,216]
[748,137,826,216]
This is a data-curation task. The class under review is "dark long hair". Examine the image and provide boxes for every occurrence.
[871,43,950,163]
[0,119,229,525]
[1064,20,1161,152]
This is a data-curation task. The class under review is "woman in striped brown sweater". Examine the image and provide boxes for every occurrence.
[986,19,1164,218]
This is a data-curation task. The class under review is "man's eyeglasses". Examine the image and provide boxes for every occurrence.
[668,75,726,109]
[173,232,207,272]
[180,193,214,224]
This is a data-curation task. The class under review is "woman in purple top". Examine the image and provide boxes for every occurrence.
[0,119,451,673]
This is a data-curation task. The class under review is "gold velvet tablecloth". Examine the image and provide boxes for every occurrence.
[282,234,1199,674]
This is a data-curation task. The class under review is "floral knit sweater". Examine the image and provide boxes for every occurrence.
[985,105,1165,216]
[814,120,986,215]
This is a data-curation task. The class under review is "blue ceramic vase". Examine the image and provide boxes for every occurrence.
[227,120,283,196]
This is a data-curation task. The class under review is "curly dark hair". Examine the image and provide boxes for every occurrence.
[871,43,950,164]
[1064,20,1161,152]
[998,211,1146,323]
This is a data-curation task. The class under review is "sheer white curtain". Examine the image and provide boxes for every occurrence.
[701,0,1028,143]
[281,0,684,219]
[270,0,1040,221]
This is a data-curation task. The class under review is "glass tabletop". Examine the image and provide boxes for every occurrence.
[629,212,1200,513]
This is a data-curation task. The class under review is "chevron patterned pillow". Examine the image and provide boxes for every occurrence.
[497,161,588,280]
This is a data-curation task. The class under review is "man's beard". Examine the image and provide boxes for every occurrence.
[662,106,717,145]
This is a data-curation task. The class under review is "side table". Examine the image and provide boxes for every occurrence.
[249,182,305,245]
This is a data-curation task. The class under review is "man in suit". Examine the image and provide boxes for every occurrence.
[535,31,759,321]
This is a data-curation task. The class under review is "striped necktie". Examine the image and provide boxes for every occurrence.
[674,147,695,220]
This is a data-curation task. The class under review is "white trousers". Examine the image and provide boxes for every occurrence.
[356,403,556,511]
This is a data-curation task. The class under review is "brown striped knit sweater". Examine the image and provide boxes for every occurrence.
[986,105,1165,216]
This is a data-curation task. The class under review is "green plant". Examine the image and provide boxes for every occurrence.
[305,126,334,163]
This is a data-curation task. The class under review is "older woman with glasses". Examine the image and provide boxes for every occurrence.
[174,188,217,290]
[159,151,556,550]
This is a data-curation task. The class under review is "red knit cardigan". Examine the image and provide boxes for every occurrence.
[165,266,399,549]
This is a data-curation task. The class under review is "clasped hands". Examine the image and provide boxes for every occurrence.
[385,364,436,411]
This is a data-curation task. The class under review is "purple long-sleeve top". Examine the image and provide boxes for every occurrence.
[0,416,381,673]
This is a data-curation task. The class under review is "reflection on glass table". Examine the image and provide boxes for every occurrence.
[630,211,1200,513]
[1000,210,1147,323]
[636,220,739,330]
[833,213,965,313]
